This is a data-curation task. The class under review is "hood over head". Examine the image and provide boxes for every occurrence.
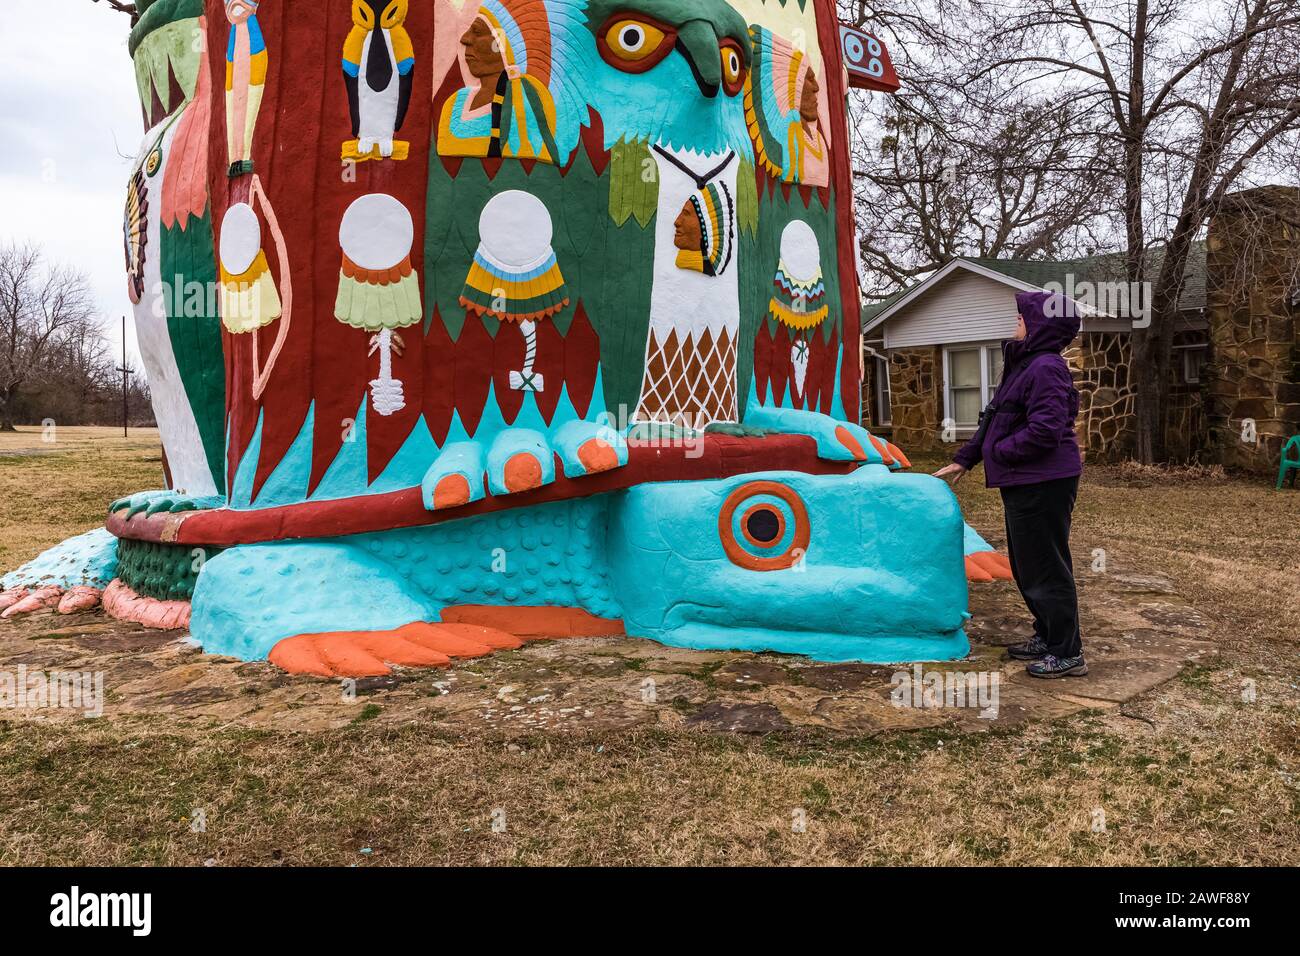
[1007,290,1081,361]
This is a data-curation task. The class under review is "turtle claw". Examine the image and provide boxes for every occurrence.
[486,428,556,496]
[553,421,627,479]
[109,490,170,517]
[268,622,523,677]
[111,491,221,518]
[966,551,1013,582]
[1,586,63,619]
[424,427,580,513]
[422,441,487,512]
[742,406,886,464]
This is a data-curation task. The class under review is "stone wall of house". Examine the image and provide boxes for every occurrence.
[1072,332,1136,461]
[1204,186,1300,474]
[885,346,943,450]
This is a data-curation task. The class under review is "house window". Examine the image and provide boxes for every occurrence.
[1181,346,1208,384]
[875,357,892,426]
[944,344,1004,430]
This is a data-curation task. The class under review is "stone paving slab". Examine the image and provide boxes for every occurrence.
[0,571,1215,736]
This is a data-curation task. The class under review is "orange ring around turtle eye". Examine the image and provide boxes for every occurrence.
[719,481,810,571]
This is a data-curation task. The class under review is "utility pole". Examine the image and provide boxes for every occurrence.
[117,315,129,438]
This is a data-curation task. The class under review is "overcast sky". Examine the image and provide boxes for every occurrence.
[0,0,145,363]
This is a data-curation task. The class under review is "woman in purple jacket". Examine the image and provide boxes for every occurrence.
[935,290,1087,678]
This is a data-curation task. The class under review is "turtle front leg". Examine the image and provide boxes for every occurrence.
[421,423,627,513]
[743,406,912,469]
[109,491,224,518]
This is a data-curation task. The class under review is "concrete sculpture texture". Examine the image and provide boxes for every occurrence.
[1,0,1011,674]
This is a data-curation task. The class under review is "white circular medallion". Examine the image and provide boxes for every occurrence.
[478,191,555,271]
[779,220,821,283]
[338,193,415,271]
[219,203,261,276]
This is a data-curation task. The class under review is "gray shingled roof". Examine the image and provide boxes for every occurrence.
[863,242,1206,323]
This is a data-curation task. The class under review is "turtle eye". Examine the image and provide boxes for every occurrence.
[718,481,810,571]
[598,15,675,72]
[720,40,746,95]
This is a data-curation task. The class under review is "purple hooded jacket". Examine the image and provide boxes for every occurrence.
[953,290,1083,488]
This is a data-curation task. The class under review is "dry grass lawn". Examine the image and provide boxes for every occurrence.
[0,427,1297,866]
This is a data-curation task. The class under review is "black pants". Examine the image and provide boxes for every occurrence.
[1000,476,1082,658]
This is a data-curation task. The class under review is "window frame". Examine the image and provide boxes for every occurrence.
[875,356,892,426]
[1173,344,1208,385]
[943,342,1004,432]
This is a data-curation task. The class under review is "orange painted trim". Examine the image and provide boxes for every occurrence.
[867,434,897,466]
[834,426,868,461]
[439,605,625,638]
[885,441,912,469]
[718,481,811,571]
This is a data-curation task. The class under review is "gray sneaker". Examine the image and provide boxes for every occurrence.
[1007,636,1049,661]
[1026,654,1088,678]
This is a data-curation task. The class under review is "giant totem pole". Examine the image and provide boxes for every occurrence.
[1,0,1012,674]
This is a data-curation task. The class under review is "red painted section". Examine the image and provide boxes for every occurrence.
[452,316,494,435]
[563,308,600,420]
[838,24,902,94]
[108,434,857,547]
[421,313,457,446]
[818,0,865,423]
[209,2,438,502]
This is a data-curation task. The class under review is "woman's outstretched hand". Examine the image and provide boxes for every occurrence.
[933,463,968,485]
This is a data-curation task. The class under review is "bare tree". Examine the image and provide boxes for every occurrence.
[972,0,1300,462]
[844,1,1118,300]
[0,245,98,432]
[89,0,139,24]
[853,91,1117,295]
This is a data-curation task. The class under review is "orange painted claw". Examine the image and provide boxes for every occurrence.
[972,551,1014,579]
[577,438,621,475]
[503,453,546,493]
[432,622,525,650]
[834,426,868,462]
[885,442,912,468]
[267,620,523,678]
[966,551,1014,583]
[270,627,454,677]
[431,474,473,511]
[964,555,994,583]
[867,434,897,466]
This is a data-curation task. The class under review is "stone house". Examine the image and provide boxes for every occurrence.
[860,186,1300,472]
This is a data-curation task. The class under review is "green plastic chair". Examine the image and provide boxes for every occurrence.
[1278,435,1300,490]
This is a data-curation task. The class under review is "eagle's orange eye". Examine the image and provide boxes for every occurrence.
[718,481,811,571]
[598,16,675,72]
[720,41,746,95]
